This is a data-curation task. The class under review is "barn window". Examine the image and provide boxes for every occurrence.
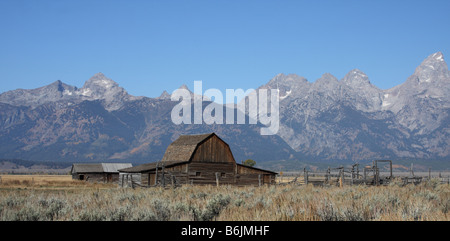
[79,175,84,180]
[196,172,201,176]
[221,173,226,177]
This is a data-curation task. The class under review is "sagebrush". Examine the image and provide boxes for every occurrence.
[0,181,449,221]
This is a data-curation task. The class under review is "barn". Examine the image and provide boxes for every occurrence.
[71,163,132,183]
[119,133,277,187]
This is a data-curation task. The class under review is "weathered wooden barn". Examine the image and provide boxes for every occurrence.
[71,163,132,183]
[119,133,277,187]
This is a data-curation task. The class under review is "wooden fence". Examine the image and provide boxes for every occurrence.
[279,161,450,187]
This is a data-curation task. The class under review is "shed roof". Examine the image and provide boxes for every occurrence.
[119,161,188,173]
[71,163,132,174]
[101,163,133,173]
[236,163,278,175]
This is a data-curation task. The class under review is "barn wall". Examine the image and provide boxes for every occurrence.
[138,163,237,186]
[235,173,276,186]
[235,174,260,186]
[121,164,276,187]
[187,162,236,185]
[129,162,276,187]
[72,173,123,183]
[141,173,150,186]
[190,135,235,163]
[236,165,277,185]
[73,173,109,183]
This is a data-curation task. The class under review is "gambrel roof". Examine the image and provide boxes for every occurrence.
[161,133,217,162]
[119,133,227,173]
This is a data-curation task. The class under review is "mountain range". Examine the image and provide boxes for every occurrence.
[1,52,449,170]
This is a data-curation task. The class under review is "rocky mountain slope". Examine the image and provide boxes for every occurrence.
[0,52,449,169]
[256,52,450,163]
[0,74,296,165]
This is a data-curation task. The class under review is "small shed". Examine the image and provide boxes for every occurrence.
[119,133,277,187]
[71,163,132,183]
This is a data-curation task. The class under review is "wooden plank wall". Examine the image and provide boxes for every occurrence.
[79,173,104,182]
[191,135,235,163]
[188,162,235,185]
[75,173,121,184]
[144,162,276,186]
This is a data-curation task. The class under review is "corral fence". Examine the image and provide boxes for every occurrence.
[278,160,450,187]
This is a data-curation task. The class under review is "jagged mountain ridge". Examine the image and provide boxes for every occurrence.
[0,78,296,164]
[0,73,142,111]
[0,52,449,168]
[257,52,450,162]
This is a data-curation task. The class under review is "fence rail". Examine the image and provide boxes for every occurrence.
[277,161,450,187]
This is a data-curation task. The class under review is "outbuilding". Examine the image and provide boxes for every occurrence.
[71,163,132,183]
[119,133,277,187]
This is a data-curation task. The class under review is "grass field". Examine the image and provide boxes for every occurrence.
[0,175,72,185]
[0,175,114,189]
[0,175,449,221]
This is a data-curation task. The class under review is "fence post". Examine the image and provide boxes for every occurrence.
[130,174,134,189]
[161,164,165,187]
[215,172,220,187]
[389,161,393,179]
[258,174,262,187]
[351,167,354,185]
[374,161,379,186]
[356,163,359,179]
[363,168,367,184]
[303,168,308,185]
[155,162,159,186]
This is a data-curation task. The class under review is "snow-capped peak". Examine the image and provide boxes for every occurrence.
[342,69,372,87]
[413,52,449,83]
[83,73,118,89]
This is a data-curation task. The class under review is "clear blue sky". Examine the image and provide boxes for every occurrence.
[1,0,449,98]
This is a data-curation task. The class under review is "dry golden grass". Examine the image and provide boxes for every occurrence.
[0,175,114,190]
[0,175,449,221]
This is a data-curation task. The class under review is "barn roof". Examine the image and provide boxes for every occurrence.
[119,133,222,173]
[71,163,132,174]
[161,133,216,162]
[71,163,103,173]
